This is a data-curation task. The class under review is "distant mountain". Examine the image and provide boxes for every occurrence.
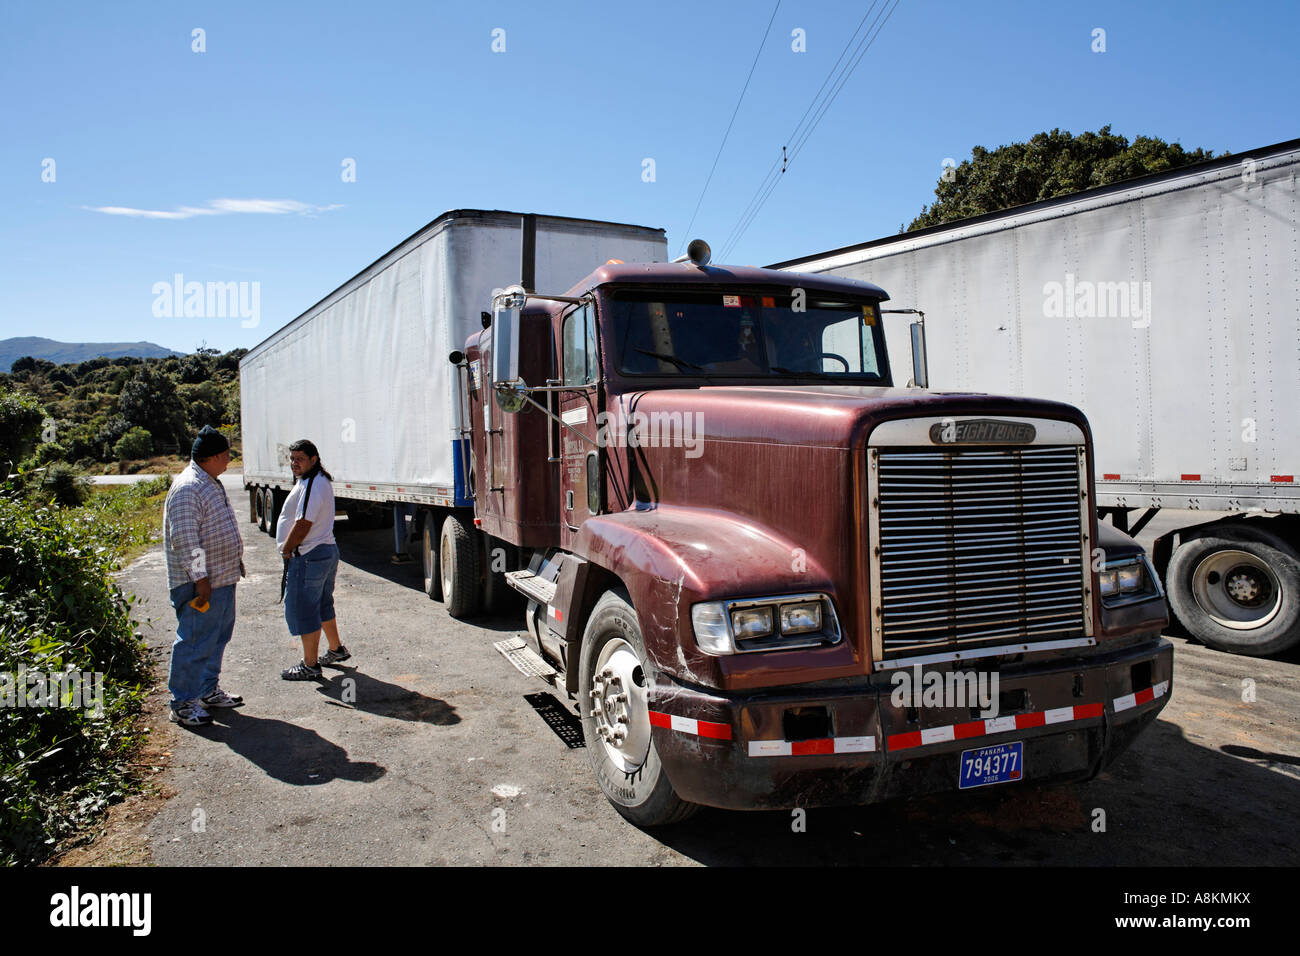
[1,337,185,371]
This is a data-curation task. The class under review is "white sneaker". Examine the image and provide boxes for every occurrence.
[169,699,213,727]
[200,687,243,708]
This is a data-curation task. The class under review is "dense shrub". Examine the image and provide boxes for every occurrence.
[113,426,154,461]
[0,389,46,468]
[0,478,155,864]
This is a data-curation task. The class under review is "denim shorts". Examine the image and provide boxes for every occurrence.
[284,543,339,636]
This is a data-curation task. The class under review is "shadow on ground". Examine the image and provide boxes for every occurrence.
[202,710,387,786]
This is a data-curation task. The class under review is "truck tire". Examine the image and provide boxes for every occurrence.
[578,590,698,827]
[261,487,276,537]
[250,487,262,526]
[1165,524,1300,656]
[255,486,268,533]
[269,488,286,537]
[421,514,442,601]
[439,514,480,618]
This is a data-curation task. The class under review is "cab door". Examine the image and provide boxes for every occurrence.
[556,302,601,542]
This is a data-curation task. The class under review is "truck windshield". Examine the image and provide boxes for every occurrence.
[609,290,888,380]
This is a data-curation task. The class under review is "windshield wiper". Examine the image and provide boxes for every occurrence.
[770,365,846,379]
[634,348,707,372]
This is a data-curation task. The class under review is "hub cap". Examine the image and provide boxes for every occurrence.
[1191,549,1282,630]
[440,532,453,597]
[588,637,650,773]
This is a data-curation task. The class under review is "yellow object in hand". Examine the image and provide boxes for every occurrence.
[189,596,209,613]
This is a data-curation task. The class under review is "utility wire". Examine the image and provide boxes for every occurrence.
[720,0,903,261]
[677,0,782,257]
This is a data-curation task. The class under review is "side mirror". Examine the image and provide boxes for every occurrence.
[492,284,527,413]
[909,321,929,389]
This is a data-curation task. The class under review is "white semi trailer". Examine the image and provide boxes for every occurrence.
[239,209,666,611]
[771,137,1300,656]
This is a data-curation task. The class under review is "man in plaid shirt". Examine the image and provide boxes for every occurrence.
[163,425,246,727]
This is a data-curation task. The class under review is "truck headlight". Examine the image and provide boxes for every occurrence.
[779,601,822,635]
[691,594,840,655]
[1118,564,1144,593]
[1099,569,1120,597]
[1100,556,1161,607]
[731,606,774,639]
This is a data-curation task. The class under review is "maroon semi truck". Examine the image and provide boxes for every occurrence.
[445,242,1173,825]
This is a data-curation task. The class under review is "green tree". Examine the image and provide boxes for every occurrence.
[907,127,1215,231]
[117,365,185,451]
[0,389,47,467]
[113,426,154,461]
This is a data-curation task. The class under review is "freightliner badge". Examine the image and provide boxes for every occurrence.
[929,419,1037,444]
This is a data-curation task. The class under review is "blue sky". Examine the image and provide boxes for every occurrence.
[1,0,1296,354]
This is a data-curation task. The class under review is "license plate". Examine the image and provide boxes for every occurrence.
[959,741,1023,789]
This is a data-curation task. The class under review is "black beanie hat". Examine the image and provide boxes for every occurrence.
[191,425,229,461]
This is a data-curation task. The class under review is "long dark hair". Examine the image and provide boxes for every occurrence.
[289,438,333,481]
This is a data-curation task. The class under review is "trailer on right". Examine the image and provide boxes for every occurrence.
[771,137,1300,657]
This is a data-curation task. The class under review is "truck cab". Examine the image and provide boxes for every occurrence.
[452,247,1173,825]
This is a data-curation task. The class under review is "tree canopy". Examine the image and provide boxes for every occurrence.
[906,127,1215,232]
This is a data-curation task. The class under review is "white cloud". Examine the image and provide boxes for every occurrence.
[86,199,342,219]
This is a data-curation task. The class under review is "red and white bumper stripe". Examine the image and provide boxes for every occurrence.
[648,710,731,740]
[650,680,1168,756]
[748,736,875,757]
[1113,679,1170,712]
[887,702,1103,751]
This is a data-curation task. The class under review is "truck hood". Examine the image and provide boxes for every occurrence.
[615,384,1092,450]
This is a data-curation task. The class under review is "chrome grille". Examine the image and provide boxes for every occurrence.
[873,445,1087,654]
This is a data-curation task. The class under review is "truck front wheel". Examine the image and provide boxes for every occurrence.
[578,590,698,827]
[1165,524,1300,656]
[439,514,480,618]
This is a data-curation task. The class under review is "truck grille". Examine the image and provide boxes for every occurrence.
[873,445,1087,654]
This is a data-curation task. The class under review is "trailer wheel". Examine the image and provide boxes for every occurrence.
[1165,524,1300,656]
[579,590,698,827]
[439,514,480,618]
[250,487,262,526]
[269,488,286,536]
[421,514,442,601]
[261,487,276,536]
[255,486,268,532]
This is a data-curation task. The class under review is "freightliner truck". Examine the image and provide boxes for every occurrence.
[770,137,1300,657]
[242,209,1172,826]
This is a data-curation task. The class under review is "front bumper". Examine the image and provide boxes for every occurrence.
[648,634,1172,811]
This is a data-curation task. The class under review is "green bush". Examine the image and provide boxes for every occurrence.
[42,464,88,508]
[33,441,67,466]
[113,426,154,461]
[0,480,153,864]
[0,389,46,468]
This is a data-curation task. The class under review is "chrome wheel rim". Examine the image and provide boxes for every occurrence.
[588,637,651,773]
[440,530,453,599]
[1191,549,1281,630]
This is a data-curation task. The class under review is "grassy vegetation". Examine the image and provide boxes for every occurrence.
[0,475,170,865]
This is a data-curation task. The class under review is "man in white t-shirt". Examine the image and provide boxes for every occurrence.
[277,439,348,680]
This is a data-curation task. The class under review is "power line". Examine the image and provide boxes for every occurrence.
[720,0,903,261]
[677,0,782,257]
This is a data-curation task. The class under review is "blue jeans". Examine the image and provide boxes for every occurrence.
[168,582,236,705]
[284,543,339,636]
